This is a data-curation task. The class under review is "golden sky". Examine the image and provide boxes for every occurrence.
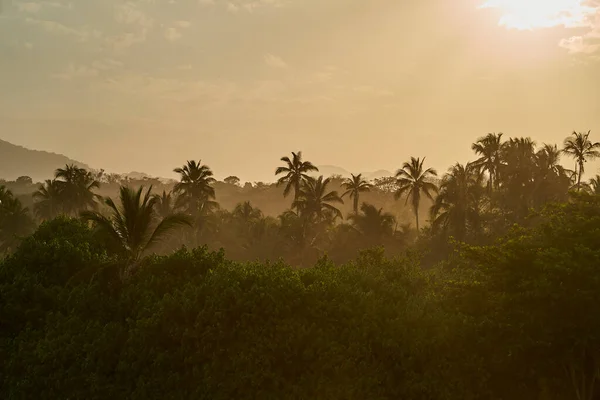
[1,0,599,181]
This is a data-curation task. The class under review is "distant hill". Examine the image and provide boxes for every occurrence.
[312,165,394,181]
[0,139,90,182]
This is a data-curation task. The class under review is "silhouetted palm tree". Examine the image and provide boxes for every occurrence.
[563,131,600,190]
[472,133,504,192]
[532,144,572,206]
[55,164,101,215]
[294,176,344,222]
[395,157,438,231]
[349,202,396,239]
[275,151,319,203]
[33,179,63,220]
[81,186,191,262]
[0,186,35,253]
[342,173,372,214]
[233,201,263,225]
[174,160,216,214]
[153,190,177,218]
[431,163,484,241]
[587,175,600,195]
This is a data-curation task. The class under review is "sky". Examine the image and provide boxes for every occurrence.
[1,0,599,182]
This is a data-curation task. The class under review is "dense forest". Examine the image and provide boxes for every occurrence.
[1,131,600,399]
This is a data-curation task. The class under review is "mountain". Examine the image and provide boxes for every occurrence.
[311,165,394,181]
[0,139,90,182]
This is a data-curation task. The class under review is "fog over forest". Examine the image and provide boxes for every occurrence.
[3,0,600,398]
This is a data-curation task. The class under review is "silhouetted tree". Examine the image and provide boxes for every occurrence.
[55,164,100,215]
[563,131,600,190]
[81,186,191,262]
[587,175,600,195]
[395,157,438,231]
[0,186,34,253]
[174,160,217,215]
[349,202,396,239]
[342,173,372,214]
[224,176,241,186]
[294,176,344,223]
[275,151,319,204]
[431,163,484,241]
[33,179,63,220]
[472,133,503,192]
[153,190,177,219]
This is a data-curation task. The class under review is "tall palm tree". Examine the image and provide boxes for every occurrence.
[395,157,438,231]
[532,144,572,206]
[81,186,191,262]
[349,202,396,239]
[293,176,344,222]
[0,187,35,253]
[472,133,504,192]
[55,164,101,215]
[342,173,372,214]
[431,163,484,241]
[275,151,319,203]
[563,131,600,190]
[33,179,63,220]
[173,160,217,214]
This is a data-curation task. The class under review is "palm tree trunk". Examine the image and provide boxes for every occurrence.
[577,162,583,192]
[414,207,420,231]
[353,195,359,215]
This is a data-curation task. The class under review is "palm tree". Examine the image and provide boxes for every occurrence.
[588,175,600,195]
[275,151,319,203]
[431,163,484,241]
[55,164,101,215]
[395,157,438,231]
[81,186,191,262]
[342,174,372,214]
[173,160,217,214]
[563,131,600,190]
[153,190,177,218]
[293,176,344,222]
[0,187,35,253]
[532,144,572,206]
[349,202,396,239]
[33,179,63,220]
[233,201,263,225]
[472,133,504,192]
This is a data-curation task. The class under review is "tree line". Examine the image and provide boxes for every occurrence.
[1,130,599,265]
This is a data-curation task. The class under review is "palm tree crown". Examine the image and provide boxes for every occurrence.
[342,173,372,214]
[563,131,600,190]
[33,179,63,220]
[472,133,503,192]
[173,160,216,214]
[275,151,319,202]
[54,164,101,215]
[81,186,191,262]
[395,157,438,231]
[431,163,484,241]
[293,176,344,222]
[349,202,396,239]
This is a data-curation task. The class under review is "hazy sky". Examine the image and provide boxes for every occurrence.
[1,0,599,181]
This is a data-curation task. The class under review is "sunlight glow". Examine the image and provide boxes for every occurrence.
[480,0,593,30]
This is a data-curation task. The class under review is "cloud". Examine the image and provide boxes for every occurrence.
[264,53,287,68]
[53,63,99,80]
[92,59,124,70]
[165,27,182,41]
[25,17,91,41]
[114,2,154,29]
[16,2,42,13]
[175,20,192,28]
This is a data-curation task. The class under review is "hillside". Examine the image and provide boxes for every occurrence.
[0,139,90,182]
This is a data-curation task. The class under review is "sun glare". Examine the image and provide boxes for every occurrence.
[480,0,592,30]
